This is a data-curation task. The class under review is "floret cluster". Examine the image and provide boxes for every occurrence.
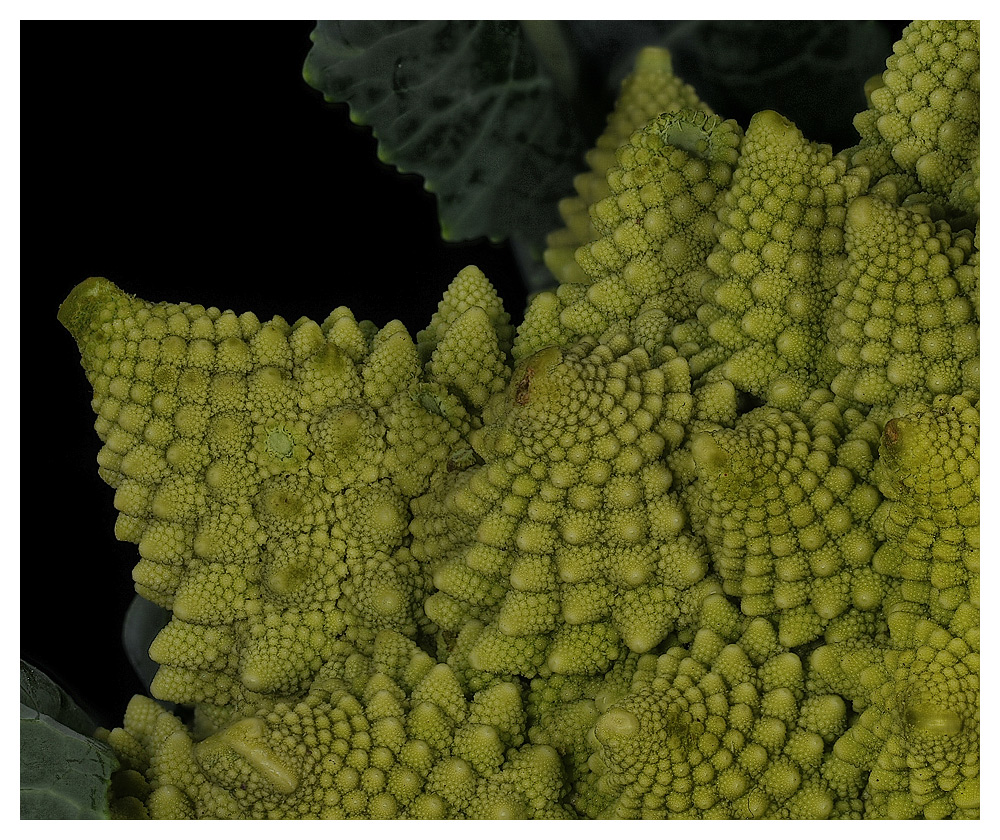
[59,21,978,819]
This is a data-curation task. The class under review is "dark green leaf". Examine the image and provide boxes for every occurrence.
[303,21,585,246]
[20,661,117,819]
[20,659,98,735]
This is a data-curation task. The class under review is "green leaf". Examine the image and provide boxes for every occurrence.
[20,661,118,819]
[303,21,586,247]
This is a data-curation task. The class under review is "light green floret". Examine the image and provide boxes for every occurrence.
[249,318,294,369]
[579,618,861,818]
[831,196,978,420]
[871,394,979,624]
[512,290,575,362]
[244,365,298,422]
[146,618,237,674]
[689,399,889,646]
[320,305,372,361]
[58,271,517,714]
[311,405,388,490]
[544,47,712,284]
[417,265,514,362]
[694,109,870,409]
[525,652,639,798]
[103,631,572,819]
[237,606,346,695]
[427,306,510,410]
[563,109,742,337]
[416,333,704,678]
[361,321,422,408]
[294,335,366,410]
[464,744,572,819]
[849,20,979,217]
[379,383,474,497]
[809,612,979,819]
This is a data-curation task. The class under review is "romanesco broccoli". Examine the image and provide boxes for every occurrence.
[59,20,979,820]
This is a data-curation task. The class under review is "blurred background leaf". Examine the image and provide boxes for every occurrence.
[657,20,899,150]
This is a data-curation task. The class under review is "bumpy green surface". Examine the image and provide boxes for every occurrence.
[59,21,978,819]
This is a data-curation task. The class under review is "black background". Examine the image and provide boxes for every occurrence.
[25,21,907,727]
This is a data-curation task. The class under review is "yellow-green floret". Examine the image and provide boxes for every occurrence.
[62,20,978,821]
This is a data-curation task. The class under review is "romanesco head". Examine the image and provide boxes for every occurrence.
[62,20,978,820]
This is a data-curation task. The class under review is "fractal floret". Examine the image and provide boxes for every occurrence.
[59,20,978,819]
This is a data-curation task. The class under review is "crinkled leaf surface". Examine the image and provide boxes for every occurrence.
[20,660,117,819]
[303,20,584,245]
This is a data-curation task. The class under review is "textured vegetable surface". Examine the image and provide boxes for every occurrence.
[57,20,978,819]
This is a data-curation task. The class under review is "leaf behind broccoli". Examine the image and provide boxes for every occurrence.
[303,21,585,246]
